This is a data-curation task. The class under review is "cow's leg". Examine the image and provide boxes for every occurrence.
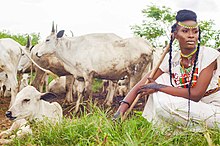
[101,80,109,94]
[65,75,74,104]
[74,79,85,113]
[0,119,23,138]
[8,73,18,107]
[44,74,49,92]
[39,73,48,92]
[104,80,117,106]
[84,73,94,100]
[31,67,45,91]
[2,85,6,98]
[17,72,22,91]
[0,119,30,144]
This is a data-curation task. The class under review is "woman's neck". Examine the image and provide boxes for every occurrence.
[180,54,196,68]
[180,47,197,59]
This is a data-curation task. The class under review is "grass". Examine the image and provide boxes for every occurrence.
[10,74,219,145]
[92,78,103,93]
[6,104,220,146]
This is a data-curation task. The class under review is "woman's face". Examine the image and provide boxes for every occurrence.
[175,20,199,50]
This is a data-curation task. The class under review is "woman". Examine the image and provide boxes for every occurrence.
[116,9,220,129]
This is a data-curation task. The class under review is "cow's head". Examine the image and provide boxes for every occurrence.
[17,36,34,73]
[5,85,58,121]
[35,29,65,58]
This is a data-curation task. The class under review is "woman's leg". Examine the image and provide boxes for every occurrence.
[143,73,220,128]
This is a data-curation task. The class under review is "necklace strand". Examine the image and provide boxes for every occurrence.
[181,48,197,58]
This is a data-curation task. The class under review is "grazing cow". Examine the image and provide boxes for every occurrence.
[0,38,30,107]
[35,29,153,107]
[0,85,62,144]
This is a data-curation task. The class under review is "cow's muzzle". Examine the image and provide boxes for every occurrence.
[5,111,16,120]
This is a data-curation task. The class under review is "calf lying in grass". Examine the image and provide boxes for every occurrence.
[0,85,63,144]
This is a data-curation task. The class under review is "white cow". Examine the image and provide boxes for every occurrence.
[1,73,30,98]
[31,27,124,111]
[17,36,33,73]
[0,38,29,107]
[0,85,62,144]
[19,73,30,91]
[35,30,153,107]
[48,76,66,94]
[48,76,85,112]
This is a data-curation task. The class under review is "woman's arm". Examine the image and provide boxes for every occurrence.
[140,60,217,102]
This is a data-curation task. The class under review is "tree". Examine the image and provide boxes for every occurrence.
[131,5,220,49]
[0,30,40,46]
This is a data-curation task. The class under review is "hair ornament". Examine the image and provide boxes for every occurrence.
[177,22,198,29]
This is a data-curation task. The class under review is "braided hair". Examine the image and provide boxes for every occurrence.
[187,28,201,122]
[169,24,201,125]
[169,9,200,125]
[168,24,177,87]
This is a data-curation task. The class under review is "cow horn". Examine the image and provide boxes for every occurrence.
[26,35,31,48]
[51,21,55,34]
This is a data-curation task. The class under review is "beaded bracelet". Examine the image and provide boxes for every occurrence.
[119,100,131,108]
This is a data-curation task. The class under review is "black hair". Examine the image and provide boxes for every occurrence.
[187,28,201,122]
[168,33,174,87]
[176,9,197,22]
[168,23,178,87]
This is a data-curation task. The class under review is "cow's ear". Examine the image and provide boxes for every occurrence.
[57,30,65,38]
[40,92,58,102]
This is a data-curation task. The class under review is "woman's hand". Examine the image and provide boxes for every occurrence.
[137,78,168,96]
[137,78,158,96]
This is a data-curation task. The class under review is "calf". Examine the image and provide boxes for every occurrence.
[0,85,62,144]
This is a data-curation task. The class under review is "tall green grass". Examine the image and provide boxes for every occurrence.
[8,104,220,146]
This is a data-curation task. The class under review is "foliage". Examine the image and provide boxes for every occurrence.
[9,105,220,145]
[0,30,40,46]
[199,20,220,48]
[131,5,175,47]
[131,5,220,49]
[92,78,104,93]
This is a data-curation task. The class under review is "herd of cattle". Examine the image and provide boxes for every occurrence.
[0,23,163,143]
[0,24,161,111]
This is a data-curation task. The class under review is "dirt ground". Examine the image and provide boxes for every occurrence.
[0,92,146,132]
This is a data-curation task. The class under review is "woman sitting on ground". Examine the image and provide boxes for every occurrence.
[116,9,220,129]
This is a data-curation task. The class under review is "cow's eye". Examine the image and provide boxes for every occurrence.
[46,39,50,42]
[23,99,30,103]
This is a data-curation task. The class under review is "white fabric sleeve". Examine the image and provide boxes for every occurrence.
[200,47,220,71]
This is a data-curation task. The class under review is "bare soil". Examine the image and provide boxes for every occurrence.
[0,97,12,132]
[0,92,146,132]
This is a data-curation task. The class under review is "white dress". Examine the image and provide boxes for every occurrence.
[142,46,220,129]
